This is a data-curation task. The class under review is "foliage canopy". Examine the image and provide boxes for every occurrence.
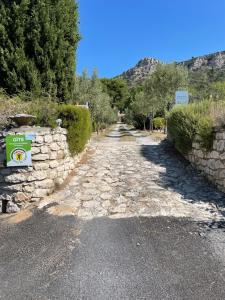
[0,0,80,101]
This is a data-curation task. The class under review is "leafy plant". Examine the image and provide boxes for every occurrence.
[0,0,80,101]
[167,107,198,153]
[167,101,225,153]
[197,116,214,150]
[58,105,92,154]
[126,64,188,128]
[73,69,118,131]
[153,117,166,130]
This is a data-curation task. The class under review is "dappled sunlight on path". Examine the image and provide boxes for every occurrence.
[41,123,225,221]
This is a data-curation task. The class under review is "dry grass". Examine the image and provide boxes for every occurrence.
[0,91,30,129]
[209,101,225,127]
[150,131,167,142]
[92,125,115,142]
[120,135,136,142]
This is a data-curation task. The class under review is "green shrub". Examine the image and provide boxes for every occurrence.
[27,100,59,128]
[168,107,198,153]
[153,117,166,130]
[58,105,92,155]
[197,117,214,150]
[167,101,220,153]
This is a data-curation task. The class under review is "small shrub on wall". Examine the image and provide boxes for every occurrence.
[58,105,92,155]
[27,100,59,128]
[167,108,198,153]
[167,101,225,154]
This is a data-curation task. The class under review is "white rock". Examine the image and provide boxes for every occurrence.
[34,162,49,171]
[49,170,58,179]
[44,135,53,143]
[23,184,35,193]
[6,201,20,213]
[32,154,49,161]
[5,174,27,183]
[50,143,60,151]
[32,189,49,198]
[35,179,54,189]
[217,140,225,152]
[41,146,49,154]
[49,161,59,169]
[55,178,64,186]
[50,152,57,160]
[27,171,47,182]
[31,147,40,155]
[35,136,44,144]
[15,192,30,202]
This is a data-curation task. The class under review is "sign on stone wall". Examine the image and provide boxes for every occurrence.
[6,134,34,167]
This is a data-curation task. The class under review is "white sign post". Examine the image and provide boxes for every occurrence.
[175,91,189,105]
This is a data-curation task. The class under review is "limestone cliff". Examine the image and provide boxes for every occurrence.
[119,50,225,85]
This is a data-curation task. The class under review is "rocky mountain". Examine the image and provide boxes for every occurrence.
[119,50,225,85]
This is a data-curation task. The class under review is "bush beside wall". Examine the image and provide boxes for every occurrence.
[167,101,225,154]
[0,92,92,156]
[58,105,92,154]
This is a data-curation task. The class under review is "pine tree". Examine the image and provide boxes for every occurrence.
[0,0,79,101]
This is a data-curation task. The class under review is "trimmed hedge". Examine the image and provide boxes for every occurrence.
[58,105,92,155]
[28,102,92,154]
[167,108,198,153]
[167,101,216,154]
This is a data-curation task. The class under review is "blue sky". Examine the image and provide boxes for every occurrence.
[77,0,225,78]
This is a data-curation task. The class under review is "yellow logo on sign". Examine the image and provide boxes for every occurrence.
[15,152,23,161]
[11,149,26,163]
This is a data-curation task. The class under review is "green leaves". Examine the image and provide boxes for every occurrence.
[167,101,219,154]
[73,70,118,131]
[0,0,79,101]
[101,78,130,111]
[58,105,92,154]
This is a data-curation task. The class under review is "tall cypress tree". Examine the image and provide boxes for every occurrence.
[0,0,79,101]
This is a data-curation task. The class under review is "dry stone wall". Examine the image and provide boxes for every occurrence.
[0,127,85,213]
[187,129,225,193]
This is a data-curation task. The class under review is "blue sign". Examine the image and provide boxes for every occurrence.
[175,91,189,105]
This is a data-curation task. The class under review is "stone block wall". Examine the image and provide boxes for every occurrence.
[187,129,225,193]
[0,127,85,213]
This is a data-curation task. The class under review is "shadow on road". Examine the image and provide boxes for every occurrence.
[106,124,146,138]
[140,140,225,212]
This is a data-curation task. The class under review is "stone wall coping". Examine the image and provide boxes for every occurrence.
[1,126,67,136]
[213,126,225,133]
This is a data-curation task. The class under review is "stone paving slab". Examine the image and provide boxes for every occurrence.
[40,123,225,221]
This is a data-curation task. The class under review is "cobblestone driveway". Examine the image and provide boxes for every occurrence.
[43,123,225,221]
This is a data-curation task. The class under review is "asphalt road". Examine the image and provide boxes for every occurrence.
[0,208,225,300]
[1,125,225,299]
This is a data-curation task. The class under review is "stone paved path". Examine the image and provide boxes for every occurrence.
[42,123,225,221]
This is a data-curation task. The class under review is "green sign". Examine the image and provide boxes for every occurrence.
[6,134,33,167]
